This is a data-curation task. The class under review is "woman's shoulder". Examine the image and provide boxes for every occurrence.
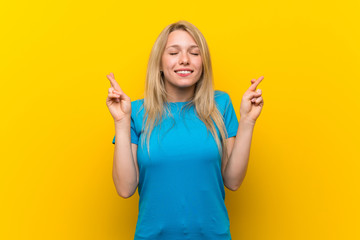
[130,99,145,116]
[131,98,144,106]
[214,90,231,103]
[214,90,234,115]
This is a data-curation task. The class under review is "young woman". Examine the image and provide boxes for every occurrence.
[106,20,264,240]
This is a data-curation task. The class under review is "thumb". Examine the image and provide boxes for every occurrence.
[245,90,262,101]
[113,90,131,102]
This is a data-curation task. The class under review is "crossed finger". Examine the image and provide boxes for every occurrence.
[107,72,123,93]
[249,76,264,92]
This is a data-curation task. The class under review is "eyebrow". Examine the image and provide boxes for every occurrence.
[166,44,199,49]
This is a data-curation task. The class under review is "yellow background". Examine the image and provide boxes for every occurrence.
[1,0,359,239]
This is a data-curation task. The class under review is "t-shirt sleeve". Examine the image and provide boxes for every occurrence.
[112,115,140,145]
[222,93,239,138]
[130,114,139,144]
[112,101,141,145]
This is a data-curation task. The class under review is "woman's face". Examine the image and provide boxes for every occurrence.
[161,30,203,95]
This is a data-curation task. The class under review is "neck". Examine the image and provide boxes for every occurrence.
[165,83,196,102]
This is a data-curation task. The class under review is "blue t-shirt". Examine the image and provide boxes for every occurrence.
[112,90,239,240]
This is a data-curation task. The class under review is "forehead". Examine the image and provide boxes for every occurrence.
[165,30,198,48]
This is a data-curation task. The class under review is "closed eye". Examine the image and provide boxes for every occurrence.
[169,53,199,56]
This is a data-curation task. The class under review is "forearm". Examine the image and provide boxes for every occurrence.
[112,120,138,198]
[224,119,255,190]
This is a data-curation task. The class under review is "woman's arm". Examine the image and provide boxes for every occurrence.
[112,120,139,198]
[106,72,139,199]
[222,76,264,191]
[222,119,255,191]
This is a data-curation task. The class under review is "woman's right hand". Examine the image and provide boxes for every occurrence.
[106,72,131,122]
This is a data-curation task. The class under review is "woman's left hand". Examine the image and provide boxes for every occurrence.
[239,76,264,125]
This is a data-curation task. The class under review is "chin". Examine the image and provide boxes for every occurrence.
[176,80,198,88]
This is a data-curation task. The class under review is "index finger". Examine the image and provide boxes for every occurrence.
[107,72,123,92]
[248,76,264,91]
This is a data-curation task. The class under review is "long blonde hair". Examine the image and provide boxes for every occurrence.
[140,20,229,160]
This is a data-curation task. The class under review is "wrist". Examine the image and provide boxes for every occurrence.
[114,118,131,127]
[239,117,256,128]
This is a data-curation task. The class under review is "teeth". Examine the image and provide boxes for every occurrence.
[176,71,192,74]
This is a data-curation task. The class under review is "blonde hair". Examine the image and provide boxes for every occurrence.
[140,20,229,160]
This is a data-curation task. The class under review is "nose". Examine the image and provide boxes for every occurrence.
[179,52,189,65]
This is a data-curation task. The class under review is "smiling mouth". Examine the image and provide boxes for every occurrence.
[176,71,192,77]
[175,70,193,77]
